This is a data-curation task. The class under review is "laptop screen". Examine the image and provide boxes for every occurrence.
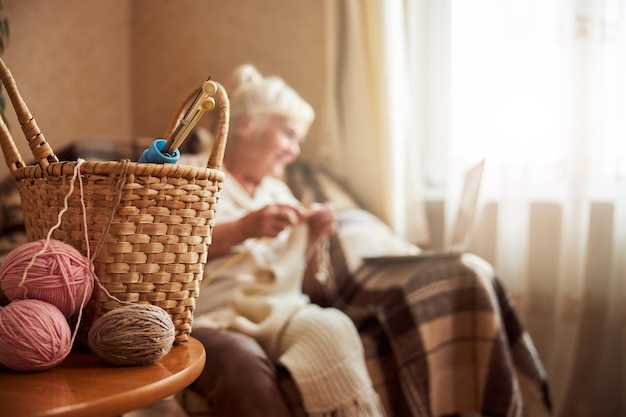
[448,159,485,251]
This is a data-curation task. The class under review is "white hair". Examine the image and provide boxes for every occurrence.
[228,64,315,132]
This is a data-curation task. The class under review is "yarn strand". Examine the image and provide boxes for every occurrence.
[0,160,91,371]
[71,159,92,346]
[18,159,86,293]
[83,162,177,364]
[88,159,130,305]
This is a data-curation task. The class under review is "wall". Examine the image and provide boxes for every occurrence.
[0,0,132,179]
[0,0,326,179]
[131,0,326,143]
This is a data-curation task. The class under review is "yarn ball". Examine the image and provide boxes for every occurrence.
[88,303,176,366]
[0,299,72,372]
[0,239,94,318]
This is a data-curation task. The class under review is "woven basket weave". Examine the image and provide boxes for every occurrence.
[0,58,229,344]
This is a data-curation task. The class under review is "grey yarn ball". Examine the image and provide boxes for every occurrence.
[88,303,176,366]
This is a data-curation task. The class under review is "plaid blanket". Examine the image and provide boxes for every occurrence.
[286,163,553,417]
[334,255,552,417]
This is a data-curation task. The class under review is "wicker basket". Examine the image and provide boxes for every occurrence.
[0,58,229,344]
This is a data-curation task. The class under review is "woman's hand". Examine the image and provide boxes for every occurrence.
[209,202,336,258]
[238,204,306,239]
[304,202,337,245]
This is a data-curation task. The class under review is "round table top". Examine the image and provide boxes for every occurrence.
[0,337,206,417]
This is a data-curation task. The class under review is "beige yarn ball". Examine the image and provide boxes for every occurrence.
[88,303,175,366]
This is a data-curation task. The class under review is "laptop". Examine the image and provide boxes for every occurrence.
[363,159,485,263]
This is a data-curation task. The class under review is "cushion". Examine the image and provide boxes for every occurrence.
[336,208,420,272]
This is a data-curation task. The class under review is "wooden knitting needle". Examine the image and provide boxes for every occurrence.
[161,79,218,156]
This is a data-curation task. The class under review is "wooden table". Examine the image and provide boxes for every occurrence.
[0,337,206,417]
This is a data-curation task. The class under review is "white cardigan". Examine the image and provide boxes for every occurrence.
[193,170,384,417]
[193,170,309,348]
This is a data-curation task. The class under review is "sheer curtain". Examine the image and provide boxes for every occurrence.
[447,1,625,416]
[316,0,430,245]
[321,0,625,416]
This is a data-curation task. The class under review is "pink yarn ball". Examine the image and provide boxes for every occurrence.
[0,239,94,318]
[0,299,72,372]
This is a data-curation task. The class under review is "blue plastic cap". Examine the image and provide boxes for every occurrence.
[138,139,180,164]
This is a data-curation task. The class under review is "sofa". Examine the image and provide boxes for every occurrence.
[0,137,552,417]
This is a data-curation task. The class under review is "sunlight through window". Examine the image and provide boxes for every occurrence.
[449,0,626,200]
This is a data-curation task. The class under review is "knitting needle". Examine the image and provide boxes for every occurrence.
[161,79,217,155]
[203,195,317,287]
[138,78,217,164]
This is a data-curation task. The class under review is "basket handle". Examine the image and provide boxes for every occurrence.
[163,81,230,171]
[0,110,25,173]
[0,58,59,172]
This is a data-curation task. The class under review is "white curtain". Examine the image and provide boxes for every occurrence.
[317,0,430,245]
[322,0,626,416]
[447,1,626,416]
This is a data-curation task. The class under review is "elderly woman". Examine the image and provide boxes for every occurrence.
[190,65,384,417]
